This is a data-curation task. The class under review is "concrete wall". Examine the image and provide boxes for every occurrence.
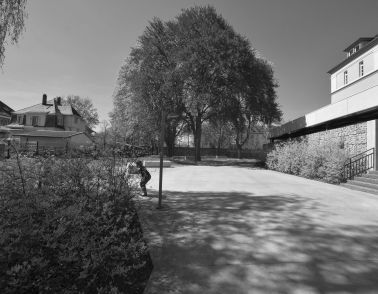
[305,79,378,127]
[367,119,378,168]
[331,70,378,104]
[306,122,367,156]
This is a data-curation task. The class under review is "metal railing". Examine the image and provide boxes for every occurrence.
[343,148,375,180]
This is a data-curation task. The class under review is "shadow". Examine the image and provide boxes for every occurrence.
[137,191,378,294]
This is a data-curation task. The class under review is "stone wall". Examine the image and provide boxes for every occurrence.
[306,122,367,155]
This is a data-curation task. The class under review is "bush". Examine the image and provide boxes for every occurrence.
[266,138,349,184]
[0,155,152,294]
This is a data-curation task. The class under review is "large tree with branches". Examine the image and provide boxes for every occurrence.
[113,5,281,160]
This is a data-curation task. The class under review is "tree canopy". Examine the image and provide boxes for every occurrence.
[0,0,27,67]
[112,5,281,160]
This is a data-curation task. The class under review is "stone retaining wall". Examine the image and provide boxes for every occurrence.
[306,122,367,155]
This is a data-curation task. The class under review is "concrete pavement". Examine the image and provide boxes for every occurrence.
[135,163,378,294]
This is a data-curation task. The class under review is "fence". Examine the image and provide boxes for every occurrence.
[1,141,94,159]
[164,146,267,160]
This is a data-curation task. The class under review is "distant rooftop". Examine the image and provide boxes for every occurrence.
[13,96,81,117]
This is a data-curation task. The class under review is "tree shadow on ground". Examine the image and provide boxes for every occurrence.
[137,191,378,294]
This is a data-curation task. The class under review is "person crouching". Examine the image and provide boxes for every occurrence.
[136,160,151,196]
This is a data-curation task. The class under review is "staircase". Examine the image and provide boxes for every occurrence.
[342,170,378,195]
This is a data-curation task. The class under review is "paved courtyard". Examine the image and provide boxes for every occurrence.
[135,162,378,294]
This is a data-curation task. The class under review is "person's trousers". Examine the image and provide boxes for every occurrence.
[140,177,150,195]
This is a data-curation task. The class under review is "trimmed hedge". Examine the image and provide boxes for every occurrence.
[266,138,349,184]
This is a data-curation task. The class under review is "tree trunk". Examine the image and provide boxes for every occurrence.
[165,124,176,157]
[194,116,202,162]
[165,137,175,157]
[235,131,242,159]
[236,143,242,159]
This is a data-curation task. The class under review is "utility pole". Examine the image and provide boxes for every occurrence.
[157,109,165,209]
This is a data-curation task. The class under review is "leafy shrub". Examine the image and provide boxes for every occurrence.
[266,138,349,184]
[266,139,306,175]
[0,155,152,294]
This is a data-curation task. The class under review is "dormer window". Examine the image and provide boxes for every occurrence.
[359,61,364,77]
[344,71,348,85]
[348,45,360,57]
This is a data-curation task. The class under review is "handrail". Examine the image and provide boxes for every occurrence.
[343,148,375,181]
[344,147,375,164]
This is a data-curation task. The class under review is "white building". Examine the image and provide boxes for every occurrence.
[8,94,88,133]
[270,35,378,170]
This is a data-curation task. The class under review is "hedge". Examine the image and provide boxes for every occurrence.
[0,156,152,294]
[266,138,349,184]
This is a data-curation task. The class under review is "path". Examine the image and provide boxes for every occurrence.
[135,163,378,294]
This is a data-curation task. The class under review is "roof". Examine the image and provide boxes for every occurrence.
[16,130,87,138]
[13,99,79,116]
[328,35,378,74]
[0,100,14,115]
[343,37,375,52]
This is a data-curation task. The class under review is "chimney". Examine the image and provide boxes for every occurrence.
[56,97,62,106]
[42,94,47,105]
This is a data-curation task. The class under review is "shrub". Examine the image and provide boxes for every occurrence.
[266,138,349,184]
[0,155,152,294]
[266,139,306,175]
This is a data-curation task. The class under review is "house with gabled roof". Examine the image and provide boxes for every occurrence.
[6,94,94,149]
[8,94,87,133]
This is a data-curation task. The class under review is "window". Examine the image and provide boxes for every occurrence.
[57,115,63,126]
[17,115,24,124]
[344,71,348,85]
[32,116,40,126]
[74,116,78,124]
[359,61,364,77]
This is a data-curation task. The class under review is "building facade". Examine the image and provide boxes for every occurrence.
[5,94,94,148]
[270,35,378,169]
[8,94,87,133]
[0,101,14,126]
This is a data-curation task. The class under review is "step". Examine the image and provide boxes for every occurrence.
[348,179,378,191]
[353,176,378,185]
[361,173,378,180]
[341,183,378,195]
[368,170,378,176]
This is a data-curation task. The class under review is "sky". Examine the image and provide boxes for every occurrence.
[1,0,377,130]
